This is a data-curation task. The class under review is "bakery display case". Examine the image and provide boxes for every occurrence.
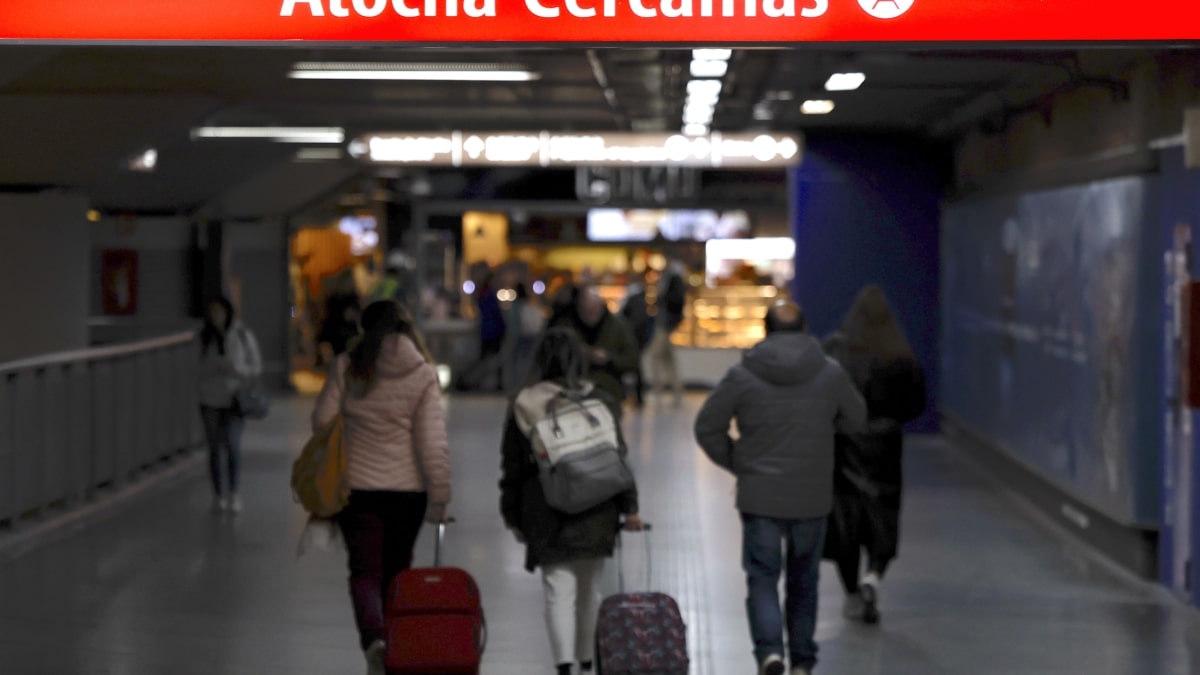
[673,284,787,349]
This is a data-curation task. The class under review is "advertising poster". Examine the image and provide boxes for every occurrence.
[941,177,1158,524]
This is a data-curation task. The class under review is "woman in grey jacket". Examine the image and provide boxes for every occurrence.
[197,297,262,514]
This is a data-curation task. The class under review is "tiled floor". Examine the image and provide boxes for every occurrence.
[1,393,1198,674]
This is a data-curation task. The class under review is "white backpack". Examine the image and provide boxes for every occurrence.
[513,381,635,514]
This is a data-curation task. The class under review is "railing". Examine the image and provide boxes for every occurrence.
[0,332,204,528]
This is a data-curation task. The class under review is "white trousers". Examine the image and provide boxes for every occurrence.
[646,327,682,398]
[542,558,606,666]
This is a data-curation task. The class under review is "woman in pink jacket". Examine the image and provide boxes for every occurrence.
[311,300,452,675]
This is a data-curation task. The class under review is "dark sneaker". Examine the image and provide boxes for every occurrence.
[761,654,786,675]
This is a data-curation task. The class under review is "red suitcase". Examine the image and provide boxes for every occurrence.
[385,523,487,675]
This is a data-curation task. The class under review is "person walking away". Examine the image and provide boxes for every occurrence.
[646,262,687,405]
[504,282,546,393]
[197,296,263,514]
[694,301,866,675]
[311,300,453,675]
[619,275,656,408]
[821,285,926,625]
[500,327,644,675]
[551,285,639,415]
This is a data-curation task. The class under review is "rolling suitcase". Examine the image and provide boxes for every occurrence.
[595,525,689,675]
[384,522,487,675]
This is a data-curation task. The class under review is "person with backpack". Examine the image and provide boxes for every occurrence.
[311,300,452,675]
[499,327,644,675]
[197,296,262,514]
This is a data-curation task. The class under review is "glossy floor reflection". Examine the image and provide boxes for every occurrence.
[1,394,1197,674]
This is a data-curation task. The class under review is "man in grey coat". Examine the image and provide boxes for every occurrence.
[694,300,867,675]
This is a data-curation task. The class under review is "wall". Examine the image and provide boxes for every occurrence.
[941,49,1200,584]
[0,191,89,363]
[89,216,196,344]
[1157,145,1200,602]
[790,134,949,432]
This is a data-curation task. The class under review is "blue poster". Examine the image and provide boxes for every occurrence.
[942,177,1158,524]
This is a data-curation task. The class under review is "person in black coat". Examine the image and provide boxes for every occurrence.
[822,284,926,625]
[499,327,644,675]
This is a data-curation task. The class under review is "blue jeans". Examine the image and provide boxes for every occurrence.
[200,406,244,495]
[742,513,827,671]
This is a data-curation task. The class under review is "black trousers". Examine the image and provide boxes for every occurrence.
[336,490,428,650]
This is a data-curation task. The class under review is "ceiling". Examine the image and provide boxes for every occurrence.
[0,44,1157,218]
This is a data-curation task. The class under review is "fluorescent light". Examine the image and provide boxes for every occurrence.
[683,123,709,136]
[295,147,343,161]
[693,49,732,61]
[690,59,728,78]
[825,72,866,91]
[687,79,723,99]
[191,126,345,143]
[684,105,714,125]
[801,100,836,115]
[289,62,540,82]
[127,148,157,172]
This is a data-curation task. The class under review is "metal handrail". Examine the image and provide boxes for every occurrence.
[0,331,197,375]
[0,330,205,529]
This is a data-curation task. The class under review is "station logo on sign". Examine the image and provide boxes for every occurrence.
[858,0,913,19]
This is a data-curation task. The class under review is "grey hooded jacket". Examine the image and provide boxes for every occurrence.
[694,332,868,520]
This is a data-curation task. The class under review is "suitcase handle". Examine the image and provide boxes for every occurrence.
[616,521,653,595]
[433,517,455,567]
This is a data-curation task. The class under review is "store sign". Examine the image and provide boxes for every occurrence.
[576,166,701,205]
[0,0,1194,42]
[348,132,801,168]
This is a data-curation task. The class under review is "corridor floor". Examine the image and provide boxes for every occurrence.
[1,394,1198,674]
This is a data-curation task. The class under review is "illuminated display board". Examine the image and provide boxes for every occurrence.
[348,131,802,168]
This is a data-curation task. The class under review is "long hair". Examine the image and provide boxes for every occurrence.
[347,300,433,396]
[528,327,587,391]
[200,297,235,356]
[840,285,914,360]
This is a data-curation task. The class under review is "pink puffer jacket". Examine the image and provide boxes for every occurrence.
[312,335,451,506]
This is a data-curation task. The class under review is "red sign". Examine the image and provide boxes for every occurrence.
[0,0,1195,42]
[100,249,138,316]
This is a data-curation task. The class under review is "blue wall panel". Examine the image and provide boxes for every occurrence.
[790,135,946,432]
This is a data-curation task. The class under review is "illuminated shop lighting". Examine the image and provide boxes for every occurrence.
[800,100,836,115]
[706,237,796,261]
[289,62,541,81]
[532,281,546,295]
[824,72,866,91]
[191,126,345,143]
[682,123,709,136]
[463,280,477,294]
